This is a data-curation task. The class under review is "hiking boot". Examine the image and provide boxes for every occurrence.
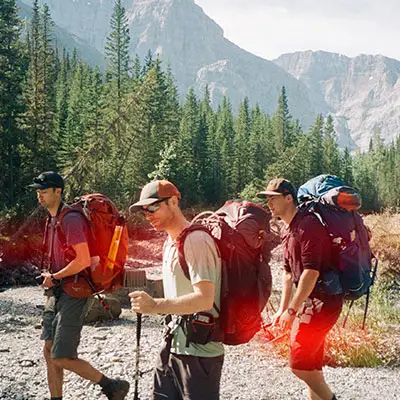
[101,379,130,400]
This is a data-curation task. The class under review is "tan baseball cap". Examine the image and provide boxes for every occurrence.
[129,180,181,213]
[257,178,297,198]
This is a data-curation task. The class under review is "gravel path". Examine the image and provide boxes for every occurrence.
[0,286,399,400]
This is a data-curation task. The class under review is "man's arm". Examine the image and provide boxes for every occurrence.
[272,270,293,325]
[129,280,215,315]
[288,269,320,311]
[279,269,320,330]
[42,242,91,287]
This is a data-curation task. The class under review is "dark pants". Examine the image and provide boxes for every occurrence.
[153,343,224,400]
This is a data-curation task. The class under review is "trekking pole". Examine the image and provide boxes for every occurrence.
[123,269,147,400]
[362,290,370,330]
[362,258,379,330]
[134,312,142,400]
[82,273,114,319]
[342,300,354,328]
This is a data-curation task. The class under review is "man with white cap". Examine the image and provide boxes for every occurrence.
[258,178,343,400]
[129,180,224,400]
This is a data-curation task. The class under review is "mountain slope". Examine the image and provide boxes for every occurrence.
[17,0,106,69]
[23,0,316,125]
[274,51,400,150]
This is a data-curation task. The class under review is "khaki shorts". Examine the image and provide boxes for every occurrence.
[41,291,88,359]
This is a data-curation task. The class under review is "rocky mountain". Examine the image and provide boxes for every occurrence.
[274,51,400,150]
[21,0,316,127]
[19,1,400,150]
[16,0,105,68]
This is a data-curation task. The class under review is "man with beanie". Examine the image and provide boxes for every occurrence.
[129,180,224,400]
[30,171,130,400]
[258,178,343,400]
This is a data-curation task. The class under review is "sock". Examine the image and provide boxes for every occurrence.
[332,395,337,400]
[98,375,113,389]
[51,397,63,400]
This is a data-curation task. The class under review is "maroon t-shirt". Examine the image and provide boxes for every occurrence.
[46,211,89,273]
[282,211,335,286]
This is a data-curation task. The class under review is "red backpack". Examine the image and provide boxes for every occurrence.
[176,201,273,345]
[47,193,128,297]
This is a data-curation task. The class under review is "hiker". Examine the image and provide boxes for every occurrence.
[129,180,224,400]
[258,178,343,400]
[30,171,130,400]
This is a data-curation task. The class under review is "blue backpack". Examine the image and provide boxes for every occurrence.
[298,175,378,328]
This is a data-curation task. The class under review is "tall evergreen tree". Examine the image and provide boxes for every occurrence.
[322,115,340,175]
[232,97,252,194]
[104,0,131,147]
[22,0,57,173]
[307,113,324,177]
[0,0,27,207]
[216,97,235,199]
[272,86,293,153]
[175,88,201,203]
[340,147,353,185]
[54,48,69,154]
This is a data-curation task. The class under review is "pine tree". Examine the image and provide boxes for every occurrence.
[322,115,340,175]
[0,0,27,207]
[340,147,353,185]
[201,86,221,204]
[307,114,324,177]
[175,88,201,204]
[54,48,69,155]
[232,97,252,194]
[272,86,294,153]
[22,0,57,174]
[104,0,131,148]
[216,96,235,199]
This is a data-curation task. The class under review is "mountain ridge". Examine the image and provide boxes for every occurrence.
[274,50,400,149]
[19,0,400,149]
[22,0,317,128]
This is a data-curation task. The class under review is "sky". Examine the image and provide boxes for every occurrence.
[194,0,399,61]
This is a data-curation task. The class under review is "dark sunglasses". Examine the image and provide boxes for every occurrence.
[142,198,170,214]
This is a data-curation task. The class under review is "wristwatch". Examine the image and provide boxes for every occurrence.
[50,274,59,284]
[287,308,297,317]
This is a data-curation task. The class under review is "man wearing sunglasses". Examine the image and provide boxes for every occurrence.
[30,171,130,400]
[257,178,342,400]
[129,180,224,400]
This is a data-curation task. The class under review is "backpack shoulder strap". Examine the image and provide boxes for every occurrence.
[176,224,211,280]
[56,203,87,259]
[176,224,220,316]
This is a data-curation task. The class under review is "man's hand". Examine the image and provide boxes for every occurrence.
[271,309,284,326]
[41,272,54,288]
[278,309,296,331]
[129,291,157,314]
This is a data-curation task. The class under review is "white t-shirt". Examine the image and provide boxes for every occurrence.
[162,230,224,357]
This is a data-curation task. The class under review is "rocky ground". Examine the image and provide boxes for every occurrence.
[1,285,399,400]
[1,227,399,400]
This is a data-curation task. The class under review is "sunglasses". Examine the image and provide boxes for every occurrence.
[142,198,170,214]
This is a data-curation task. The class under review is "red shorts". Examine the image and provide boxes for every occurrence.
[289,295,343,371]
